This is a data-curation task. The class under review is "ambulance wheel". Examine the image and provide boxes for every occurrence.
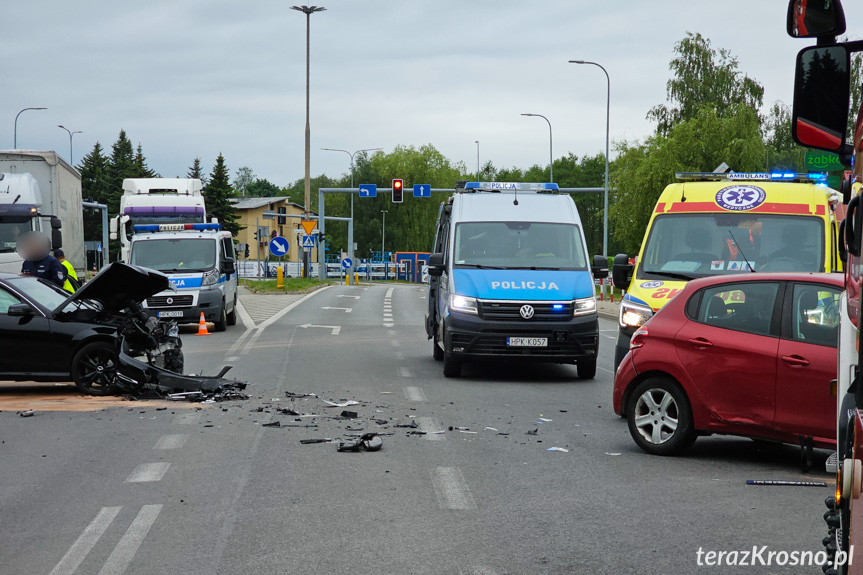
[443,352,461,378]
[72,341,118,396]
[433,331,444,361]
[577,358,596,380]
[226,295,237,326]
[214,302,228,332]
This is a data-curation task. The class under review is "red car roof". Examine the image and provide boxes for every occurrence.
[681,272,844,294]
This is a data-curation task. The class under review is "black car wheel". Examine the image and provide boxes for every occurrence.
[214,302,228,332]
[626,377,696,455]
[226,295,238,326]
[433,331,444,361]
[72,341,118,396]
[443,352,461,378]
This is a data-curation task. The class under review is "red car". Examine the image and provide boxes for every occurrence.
[613,273,842,455]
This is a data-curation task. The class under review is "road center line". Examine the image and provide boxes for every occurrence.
[417,417,445,441]
[385,287,394,298]
[97,505,163,575]
[48,506,121,575]
[154,434,188,450]
[403,386,426,401]
[125,463,171,483]
[432,467,477,510]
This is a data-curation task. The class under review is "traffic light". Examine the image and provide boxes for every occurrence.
[392,179,403,203]
[244,244,250,258]
[253,230,259,242]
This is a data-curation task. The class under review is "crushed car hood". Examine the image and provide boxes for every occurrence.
[54,262,174,314]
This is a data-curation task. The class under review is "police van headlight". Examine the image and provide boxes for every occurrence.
[450,294,478,315]
[573,297,597,316]
[202,268,220,287]
[619,300,653,329]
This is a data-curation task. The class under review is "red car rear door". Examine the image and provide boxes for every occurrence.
[774,282,840,442]
[674,281,782,432]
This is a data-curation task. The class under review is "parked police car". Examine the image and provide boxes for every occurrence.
[425,182,601,378]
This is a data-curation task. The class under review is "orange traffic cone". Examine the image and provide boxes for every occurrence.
[196,312,210,336]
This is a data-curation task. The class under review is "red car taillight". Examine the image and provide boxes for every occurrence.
[630,326,649,350]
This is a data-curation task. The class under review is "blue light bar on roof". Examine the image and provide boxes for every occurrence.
[133,223,222,232]
[464,182,560,191]
[675,172,829,183]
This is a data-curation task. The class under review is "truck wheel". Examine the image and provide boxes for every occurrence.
[443,352,461,378]
[626,378,696,456]
[577,358,597,380]
[72,341,118,396]
[433,331,444,361]
[214,303,228,332]
[226,295,237,326]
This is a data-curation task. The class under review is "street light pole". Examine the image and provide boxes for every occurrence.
[570,60,610,259]
[381,209,388,278]
[291,5,326,278]
[521,113,553,183]
[58,125,83,165]
[14,107,47,149]
[475,141,480,181]
[321,146,383,218]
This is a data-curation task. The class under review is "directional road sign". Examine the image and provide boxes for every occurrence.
[358,184,377,198]
[269,236,290,256]
[413,184,431,198]
[342,258,353,269]
[301,235,316,249]
[301,220,317,236]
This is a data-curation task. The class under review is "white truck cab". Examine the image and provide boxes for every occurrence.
[129,223,238,331]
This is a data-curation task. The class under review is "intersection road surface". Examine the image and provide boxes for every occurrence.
[0,284,833,574]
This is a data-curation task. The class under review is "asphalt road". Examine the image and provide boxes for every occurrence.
[0,284,833,574]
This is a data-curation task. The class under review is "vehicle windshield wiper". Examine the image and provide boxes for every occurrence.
[457,264,505,269]
[641,270,695,281]
[506,266,562,270]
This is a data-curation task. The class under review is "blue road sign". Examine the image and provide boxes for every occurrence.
[301,235,316,249]
[96,243,103,253]
[413,184,431,198]
[358,184,377,198]
[269,236,290,256]
[342,258,353,269]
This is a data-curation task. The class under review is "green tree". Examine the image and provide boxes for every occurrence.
[133,143,158,178]
[763,102,806,172]
[233,166,255,197]
[187,157,208,186]
[204,153,242,236]
[78,142,111,243]
[105,129,136,213]
[246,178,282,197]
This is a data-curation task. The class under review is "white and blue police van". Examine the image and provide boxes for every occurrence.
[425,182,602,378]
[128,223,239,331]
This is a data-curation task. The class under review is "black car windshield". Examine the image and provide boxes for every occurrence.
[0,218,32,253]
[638,213,825,279]
[130,238,216,272]
[453,222,587,270]
[6,276,71,310]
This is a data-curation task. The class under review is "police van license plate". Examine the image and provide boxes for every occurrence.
[157,311,183,318]
[507,337,548,347]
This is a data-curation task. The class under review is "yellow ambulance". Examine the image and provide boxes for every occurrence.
[610,172,844,370]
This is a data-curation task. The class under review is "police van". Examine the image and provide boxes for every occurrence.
[426,182,603,378]
[128,223,239,331]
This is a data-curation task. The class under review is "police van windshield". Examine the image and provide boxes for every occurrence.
[130,238,216,273]
[639,213,825,279]
[0,218,32,253]
[453,222,587,270]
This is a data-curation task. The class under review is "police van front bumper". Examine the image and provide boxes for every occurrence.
[444,308,599,363]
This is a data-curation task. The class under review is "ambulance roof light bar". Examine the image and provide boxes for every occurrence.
[133,223,222,232]
[462,182,560,192]
[674,172,828,183]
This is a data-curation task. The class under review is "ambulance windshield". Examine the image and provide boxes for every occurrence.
[639,213,824,279]
[453,222,587,270]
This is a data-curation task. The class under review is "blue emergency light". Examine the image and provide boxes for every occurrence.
[675,172,828,183]
[464,182,560,191]
[552,304,565,310]
[133,223,222,232]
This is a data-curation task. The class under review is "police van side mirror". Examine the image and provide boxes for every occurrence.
[611,254,633,292]
[428,253,445,277]
[222,257,236,275]
[591,255,609,279]
[792,44,851,155]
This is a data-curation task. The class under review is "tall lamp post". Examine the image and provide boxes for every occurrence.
[381,209,388,278]
[14,107,47,149]
[569,60,610,260]
[57,125,82,165]
[475,140,480,181]
[321,146,382,218]
[291,4,326,278]
[521,113,553,183]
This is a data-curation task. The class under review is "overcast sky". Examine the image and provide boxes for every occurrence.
[3,1,862,185]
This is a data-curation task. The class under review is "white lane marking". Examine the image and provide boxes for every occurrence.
[97,505,163,575]
[472,568,499,575]
[388,330,397,337]
[154,434,188,450]
[398,367,414,378]
[385,287,394,298]
[383,313,393,318]
[383,323,394,328]
[338,295,360,299]
[256,285,333,331]
[225,356,239,362]
[240,328,265,355]
[417,417,445,441]
[403,386,426,401]
[49,507,121,575]
[432,467,476,510]
[394,351,405,361]
[225,328,255,357]
[298,324,341,335]
[173,413,201,425]
[125,463,171,483]
[597,366,613,373]
[320,306,352,313]
[235,299,255,331]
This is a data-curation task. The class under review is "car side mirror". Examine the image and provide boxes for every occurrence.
[792,44,851,155]
[787,0,846,39]
[428,253,445,277]
[222,257,236,275]
[591,255,609,279]
[611,254,633,292]
[7,303,34,317]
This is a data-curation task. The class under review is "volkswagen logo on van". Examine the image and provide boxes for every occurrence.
[519,304,535,319]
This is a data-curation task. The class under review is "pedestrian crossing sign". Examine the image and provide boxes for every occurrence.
[301,235,316,249]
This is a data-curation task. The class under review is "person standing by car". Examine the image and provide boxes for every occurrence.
[53,249,78,293]
[17,231,66,288]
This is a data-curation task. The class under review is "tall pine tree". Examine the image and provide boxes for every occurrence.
[187,157,208,187]
[204,153,241,236]
[106,130,135,213]
[133,143,157,178]
[78,142,111,242]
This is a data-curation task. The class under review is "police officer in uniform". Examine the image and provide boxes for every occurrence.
[17,231,66,288]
